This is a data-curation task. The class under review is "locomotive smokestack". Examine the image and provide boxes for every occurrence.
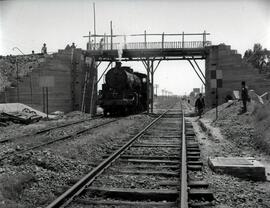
[115,61,122,68]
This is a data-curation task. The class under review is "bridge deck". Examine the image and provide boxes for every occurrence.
[84,41,211,61]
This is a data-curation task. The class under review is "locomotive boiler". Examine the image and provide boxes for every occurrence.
[99,62,147,116]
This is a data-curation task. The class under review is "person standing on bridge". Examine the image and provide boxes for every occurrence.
[195,93,205,118]
[41,43,47,54]
[241,81,249,113]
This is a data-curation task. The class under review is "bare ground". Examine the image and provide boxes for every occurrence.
[188,101,270,208]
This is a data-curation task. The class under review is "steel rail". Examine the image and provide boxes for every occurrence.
[0,115,103,144]
[180,110,188,208]
[46,109,171,208]
[0,119,117,161]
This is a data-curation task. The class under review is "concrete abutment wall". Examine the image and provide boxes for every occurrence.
[0,49,97,114]
[205,44,270,108]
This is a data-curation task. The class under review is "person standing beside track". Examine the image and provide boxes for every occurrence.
[195,93,205,118]
[241,81,249,113]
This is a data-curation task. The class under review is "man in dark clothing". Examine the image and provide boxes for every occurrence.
[41,43,47,54]
[241,81,249,113]
[195,93,205,118]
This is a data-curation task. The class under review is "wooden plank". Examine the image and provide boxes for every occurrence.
[188,181,209,188]
[118,164,180,170]
[124,144,180,148]
[75,199,177,207]
[158,180,179,186]
[188,161,203,166]
[189,189,214,201]
[187,165,202,171]
[85,187,179,201]
[187,156,200,161]
[120,159,180,164]
[187,152,200,156]
[116,155,180,160]
[116,170,179,177]
[189,201,215,207]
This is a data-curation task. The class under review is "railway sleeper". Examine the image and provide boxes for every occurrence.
[142,135,181,138]
[103,154,180,160]
[187,165,202,171]
[189,201,215,208]
[119,159,180,164]
[112,169,179,177]
[188,181,209,188]
[188,188,214,201]
[187,151,200,156]
[112,164,180,170]
[84,187,179,201]
[73,199,177,207]
[115,144,181,148]
[187,156,201,161]
[187,147,200,151]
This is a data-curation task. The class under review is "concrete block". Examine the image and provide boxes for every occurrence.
[208,157,266,181]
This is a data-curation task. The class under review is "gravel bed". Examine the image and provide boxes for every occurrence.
[0,111,92,141]
[0,118,114,160]
[0,114,152,208]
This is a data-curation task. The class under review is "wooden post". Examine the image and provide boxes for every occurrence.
[88,31,91,50]
[146,59,150,113]
[106,35,109,50]
[29,75,33,105]
[144,30,147,48]
[203,30,206,46]
[124,35,127,49]
[103,33,105,50]
[110,21,113,50]
[16,61,20,102]
[182,32,184,48]
[151,60,154,113]
[46,87,49,118]
[162,32,164,49]
[90,75,96,118]
[42,87,45,113]
[216,87,218,120]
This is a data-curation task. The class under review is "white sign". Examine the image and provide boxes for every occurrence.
[40,76,55,87]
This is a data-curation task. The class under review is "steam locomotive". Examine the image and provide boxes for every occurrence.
[99,62,147,116]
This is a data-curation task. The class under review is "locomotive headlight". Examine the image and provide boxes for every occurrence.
[142,78,147,83]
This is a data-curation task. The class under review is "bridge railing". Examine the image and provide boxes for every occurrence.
[89,41,211,51]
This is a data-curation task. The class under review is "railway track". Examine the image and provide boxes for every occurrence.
[46,104,190,208]
[0,118,118,161]
[0,115,104,144]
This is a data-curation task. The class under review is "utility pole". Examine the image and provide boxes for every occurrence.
[93,2,96,49]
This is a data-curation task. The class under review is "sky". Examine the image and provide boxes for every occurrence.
[1,0,270,95]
